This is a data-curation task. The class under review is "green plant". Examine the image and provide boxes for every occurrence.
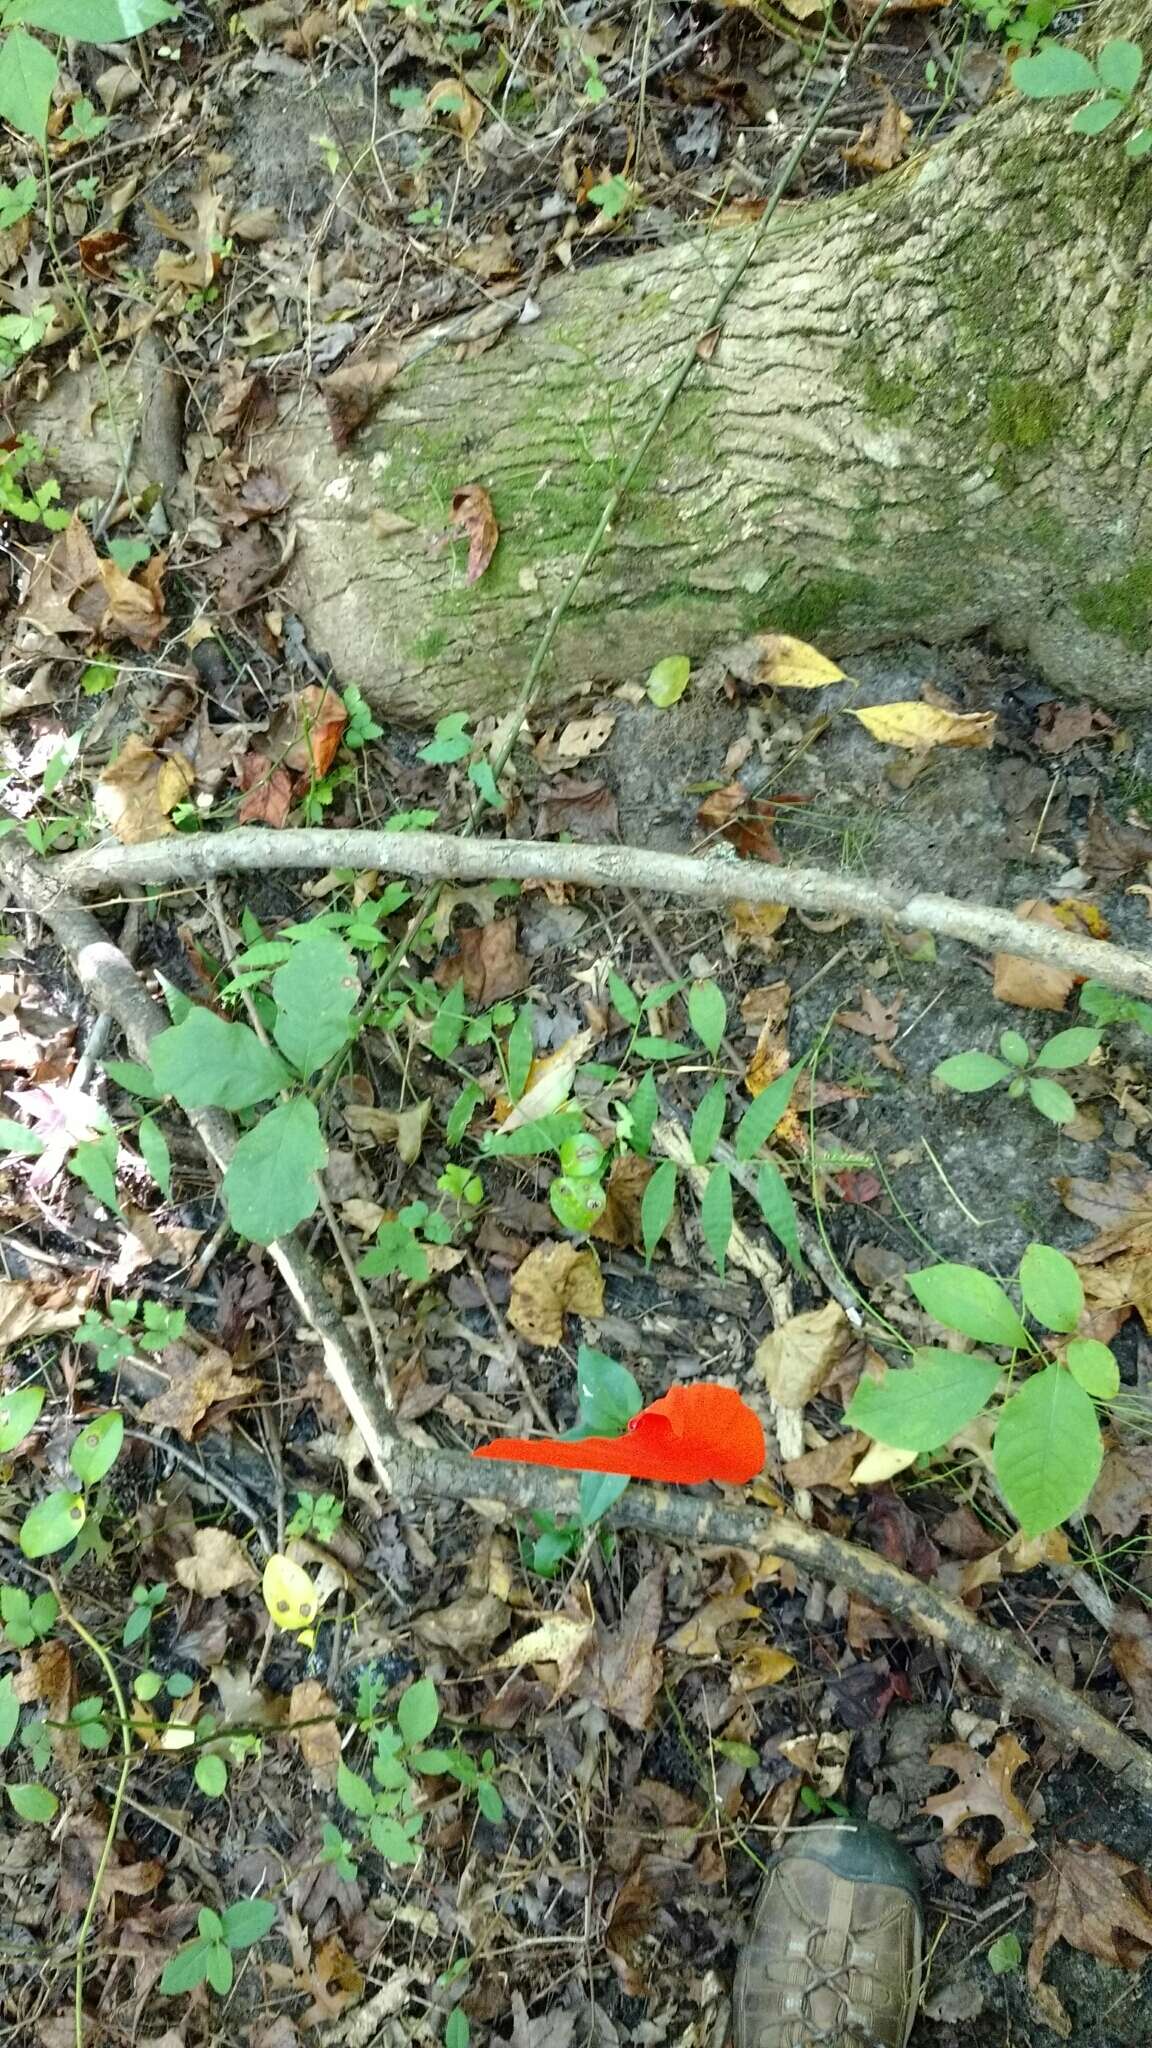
[846,1243,1119,1533]
[1079,977,1152,1036]
[77,1298,186,1374]
[0,434,69,530]
[341,684,383,750]
[337,1673,503,1867]
[0,0,177,145]
[159,1898,277,1998]
[0,1582,58,1648]
[933,1026,1100,1125]
[122,1581,167,1648]
[1012,37,1152,157]
[285,1490,343,1542]
[19,1407,124,1559]
[587,173,636,220]
[963,0,1056,48]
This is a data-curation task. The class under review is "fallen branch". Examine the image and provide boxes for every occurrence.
[5,842,1152,1801]
[50,828,1152,999]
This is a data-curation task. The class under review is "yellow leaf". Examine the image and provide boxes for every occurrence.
[752,634,846,689]
[262,1553,323,1634]
[498,1028,597,1133]
[730,1645,796,1690]
[508,1242,604,1347]
[851,702,997,751]
[851,1440,918,1485]
[756,1301,851,1409]
[490,1613,594,1692]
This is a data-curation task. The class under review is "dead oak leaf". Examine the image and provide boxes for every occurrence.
[449,482,498,583]
[321,354,400,450]
[0,1276,88,1348]
[508,1241,604,1347]
[1079,803,1152,883]
[93,735,193,844]
[579,1566,664,1730]
[441,918,528,1006]
[696,781,783,862]
[1028,1840,1152,1986]
[535,775,620,841]
[923,1732,1035,1864]
[174,1527,259,1597]
[288,1679,341,1787]
[147,185,230,293]
[139,1340,259,1440]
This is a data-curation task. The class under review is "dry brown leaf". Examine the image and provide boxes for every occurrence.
[555,714,615,760]
[449,482,499,583]
[745,1024,791,1102]
[730,1644,795,1689]
[592,1150,654,1251]
[1028,1840,1152,1986]
[1079,804,1152,883]
[98,551,168,650]
[321,355,400,450]
[414,1589,509,1657]
[139,1340,258,1440]
[0,1277,87,1348]
[498,1030,596,1134]
[756,1301,851,1408]
[93,735,192,845]
[729,900,790,955]
[778,1729,851,1796]
[299,1934,365,2027]
[147,185,229,292]
[440,918,528,1007]
[667,1582,760,1658]
[20,515,105,639]
[77,229,130,279]
[174,1528,259,1597]
[579,1567,664,1730]
[845,97,913,175]
[344,1099,430,1165]
[508,1242,604,1346]
[1087,1442,1152,1536]
[427,74,483,139]
[535,774,619,840]
[1108,1604,1152,1739]
[490,1611,594,1693]
[782,1431,868,1494]
[288,1679,342,1786]
[852,700,996,750]
[991,898,1082,1012]
[940,1834,991,1888]
[923,1732,1034,1864]
[238,752,294,827]
[696,781,782,862]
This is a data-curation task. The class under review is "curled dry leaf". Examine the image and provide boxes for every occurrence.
[499,1029,596,1135]
[147,185,230,293]
[1028,1839,1152,1986]
[729,899,790,955]
[592,1150,654,1251]
[0,1277,88,1347]
[288,1678,342,1786]
[756,1301,852,1409]
[851,701,997,751]
[321,354,401,450]
[449,482,499,584]
[490,1611,595,1693]
[778,1729,851,1797]
[139,1340,259,1440]
[991,898,1086,1012]
[579,1566,665,1730]
[444,918,529,1007]
[427,75,483,139]
[78,230,130,279]
[174,1527,260,1597]
[93,735,193,845]
[923,1732,1034,1864]
[414,1589,510,1658]
[508,1242,605,1347]
[344,1098,431,1165]
[845,97,913,175]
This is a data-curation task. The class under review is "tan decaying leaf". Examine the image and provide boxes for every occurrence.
[0,1277,87,1348]
[783,1432,869,1494]
[1028,1839,1152,1986]
[288,1678,342,1785]
[498,1029,596,1133]
[923,1732,1035,1864]
[666,1561,777,1658]
[490,1612,594,1692]
[591,1150,653,1251]
[729,900,790,955]
[99,552,169,650]
[93,735,193,845]
[851,1439,919,1485]
[1086,1443,1152,1537]
[441,918,528,1007]
[556,715,615,760]
[845,97,913,175]
[579,1567,664,1730]
[852,701,997,751]
[427,75,483,139]
[139,1340,259,1440]
[756,1301,851,1409]
[449,482,499,584]
[744,633,846,689]
[147,185,230,291]
[174,1527,260,1597]
[508,1242,604,1347]
[322,355,401,450]
[414,1589,510,1657]
[344,1098,431,1164]
[730,1645,796,1690]
[778,1729,851,1797]
[991,898,1089,1012]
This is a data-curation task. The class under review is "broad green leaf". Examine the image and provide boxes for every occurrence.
[572,1345,642,1438]
[994,1363,1102,1534]
[104,1059,165,1099]
[338,1760,377,1817]
[397,1675,440,1748]
[506,1007,534,1103]
[0,1117,44,1157]
[7,1781,57,1822]
[1018,1243,1083,1333]
[0,1674,19,1752]
[559,1132,605,1180]
[482,1112,583,1158]
[845,1348,1001,1451]
[71,1133,119,1212]
[700,1162,733,1275]
[1066,1338,1120,1399]
[999,1031,1031,1068]
[755,1157,803,1270]
[1033,1027,1100,1070]
[549,1175,606,1232]
[933,1052,1009,1093]
[608,970,640,1025]
[626,1069,659,1156]
[1029,1076,1076,1124]
[690,1078,727,1165]
[220,1897,277,1949]
[0,1386,44,1454]
[908,1263,1028,1349]
[369,1811,422,1862]
[1069,95,1125,132]
[633,1036,690,1061]
[195,1753,227,1798]
[641,1158,677,1267]
[358,1219,428,1283]
[476,1777,504,1822]
[20,1490,85,1559]
[206,1942,234,1995]
[1011,46,1099,97]
[446,2008,470,2048]
[221,1099,326,1243]
[151,1009,290,1112]
[137,1114,172,1197]
[8,0,177,33]
[1096,36,1143,95]
[69,1410,124,1486]
[735,1063,802,1161]
[988,1933,1022,1976]
[160,1940,211,1996]
[646,654,691,707]
[1126,124,1152,157]
[271,929,358,1077]
[445,1080,485,1147]
[0,28,57,144]
[688,980,726,1057]
[579,1470,629,1523]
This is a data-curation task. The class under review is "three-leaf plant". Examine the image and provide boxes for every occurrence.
[934,1026,1099,1126]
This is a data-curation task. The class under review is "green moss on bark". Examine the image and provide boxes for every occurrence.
[1074,562,1152,652]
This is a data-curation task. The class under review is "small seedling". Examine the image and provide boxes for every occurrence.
[159,1899,278,1998]
[285,1490,343,1543]
[933,1026,1099,1125]
[1012,36,1152,157]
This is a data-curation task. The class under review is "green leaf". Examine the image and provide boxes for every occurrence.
[206,1942,234,1995]
[8,0,177,32]
[271,929,358,1077]
[104,1059,165,1099]
[482,1111,583,1158]
[988,1932,1022,1976]
[369,1812,422,1862]
[688,980,726,1056]
[700,1162,733,1275]
[573,1345,642,1437]
[69,1410,124,1486]
[1029,1076,1076,1124]
[1096,37,1143,94]
[690,1078,727,1165]
[559,1132,605,1180]
[358,1219,428,1283]
[151,1010,291,1112]
[1125,124,1152,156]
[337,1760,376,1817]
[476,1777,504,1823]
[468,758,500,809]
[398,1676,440,1747]
[20,1490,85,1559]
[933,1052,1010,1093]
[908,1263,1029,1349]
[608,970,640,1025]
[579,1470,630,1523]
[994,1363,1102,1535]
[1034,1027,1100,1070]
[845,1348,1001,1452]
[626,1069,659,1156]
[1011,45,1099,97]
[0,1386,44,1454]
[999,1031,1031,1068]
[1069,95,1125,132]
[0,28,58,144]
[549,1175,606,1233]
[1018,1243,1083,1333]
[641,1158,677,1267]
[221,1098,326,1243]
[0,1117,44,1157]
[194,1753,227,1798]
[160,1939,211,1996]
[0,1674,19,1752]
[445,1080,485,1147]
[71,1133,119,1212]
[735,1064,802,1160]
[220,1897,277,1949]
[755,1157,803,1270]
[7,1780,57,1822]
[646,655,691,707]
[633,1036,690,1061]
[506,1007,534,1103]
[1066,1337,1120,1399]
[446,2009,470,2048]
[137,1114,172,1197]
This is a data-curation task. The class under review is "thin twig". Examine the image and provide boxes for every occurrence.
[58,1601,133,2048]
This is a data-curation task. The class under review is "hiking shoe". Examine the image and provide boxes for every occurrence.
[733,1821,923,2048]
